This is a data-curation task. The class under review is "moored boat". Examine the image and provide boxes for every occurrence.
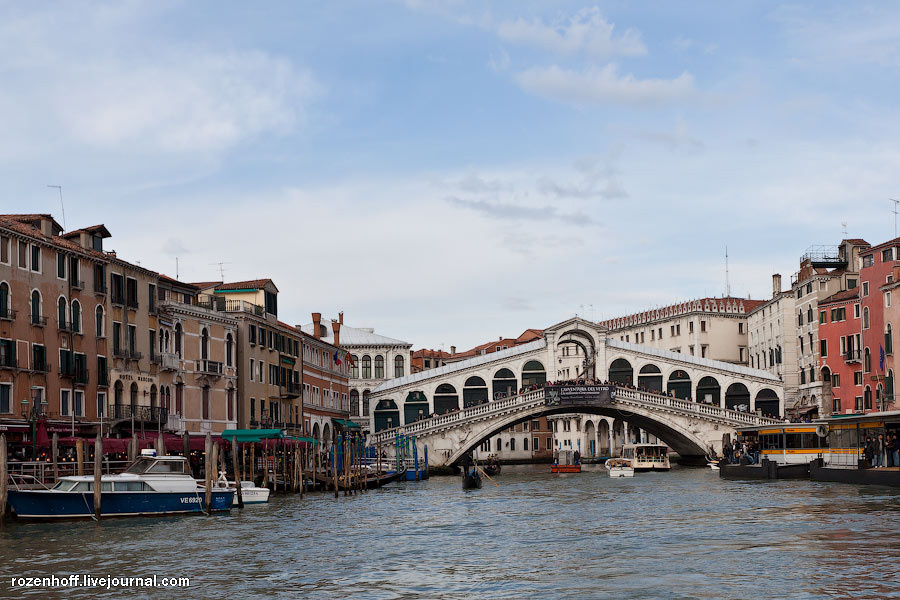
[551,449,581,473]
[200,478,270,505]
[604,458,634,478]
[5,453,233,520]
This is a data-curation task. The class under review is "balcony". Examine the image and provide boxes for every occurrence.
[152,352,180,371]
[0,307,15,321]
[31,361,50,374]
[113,348,143,361]
[801,245,847,269]
[112,404,168,424]
[280,381,300,399]
[30,314,48,327]
[845,349,862,363]
[197,359,223,376]
[94,281,107,296]
[70,279,84,291]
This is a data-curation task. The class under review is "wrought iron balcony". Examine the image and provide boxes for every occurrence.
[113,348,143,361]
[30,314,48,327]
[197,359,223,375]
[112,404,168,423]
[0,307,15,321]
[280,381,300,399]
[844,349,862,363]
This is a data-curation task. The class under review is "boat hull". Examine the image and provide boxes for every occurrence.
[607,468,634,478]
[462,474,482,489]
[551,465,582,473]
[232,488,270,505]
[6,490,234,519]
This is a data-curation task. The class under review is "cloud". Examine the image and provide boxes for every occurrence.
[536,156,628,200]
[0,4,319,160]
[497,8,646,58]
[637,119,705,151]
[515,64,695,105]
[445,196,597,226]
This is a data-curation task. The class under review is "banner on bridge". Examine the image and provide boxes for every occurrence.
[544,385,616,407]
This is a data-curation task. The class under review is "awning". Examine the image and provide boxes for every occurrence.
[221,428,284,443]
[332,419,361,429]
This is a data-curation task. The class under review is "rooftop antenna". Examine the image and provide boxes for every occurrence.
[841,221,848,236]
[209,261,231,280]
[47,185,65,230]
[891,199,899,238]
[175,257,179,280]
[725,246,731,298]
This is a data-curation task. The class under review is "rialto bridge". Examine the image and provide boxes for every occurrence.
[367,317,784,465]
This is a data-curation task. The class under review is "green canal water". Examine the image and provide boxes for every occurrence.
[2,464,900,599]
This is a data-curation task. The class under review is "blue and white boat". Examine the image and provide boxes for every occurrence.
[5,451,233,520]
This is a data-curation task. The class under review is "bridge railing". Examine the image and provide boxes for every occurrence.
[370,385,781,445]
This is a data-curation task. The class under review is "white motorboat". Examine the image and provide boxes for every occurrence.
[199,472,271,505]
[622,443,671,471]
[604,458,635,478]
[708,461,720,471]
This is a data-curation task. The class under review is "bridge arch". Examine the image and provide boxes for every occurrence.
[463,376,488,407]
[374,399,400,432]
[667,369,692,399]
[696,376,721,406]
[725,383,750,411]
[521,360,547,387]
[403,391,429,424]
[492,368,517,399]
[555,327,598,378]
[755,388,780,417]
[445,403,715,467]
[608,358,633,385]
[434,383,459,414]
[637,364,662,393]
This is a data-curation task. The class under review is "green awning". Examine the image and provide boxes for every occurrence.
[288,436,319,444]
[222,429,284,443]
[333,419,361,429]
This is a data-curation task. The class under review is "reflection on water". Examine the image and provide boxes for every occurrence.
[2,465,900,599]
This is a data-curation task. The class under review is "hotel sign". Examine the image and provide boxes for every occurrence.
[544,385,616,407]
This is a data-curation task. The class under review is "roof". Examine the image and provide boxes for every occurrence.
[606,338,781,382]
[189,281,223,291]
[600,297,766,330]
[860,236,900,256]
[372,338,548,394]
[159,274,199,290]
[299,322,411,348]
[820,288,859,305]
[842,238,870,246]
[215,279,278,292]
[0,216,107,261]
[515,329,544,344]
[62,224,111,239]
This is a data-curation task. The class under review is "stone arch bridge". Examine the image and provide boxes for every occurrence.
[367,317,784,465]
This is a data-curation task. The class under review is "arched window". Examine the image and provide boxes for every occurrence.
[350,356,359,379]
[174,323,182,357]
[31,290,41,324]
[227,387,234,421]
[95,305,104,337]
[158,330,164,355]
[524,437,529,451]
[350,390,360,416]
[176,382,184,415]
[394,355,404,378]
[887,369,895,406]
[362,355,372,379]
[0,282,9,317]
[865,347,871,373]
[164,330,170,352]
[362,390,370,415]
[886,323,893,355]
[71,300,81,333]
[496,438,501,452]
[374,355,384,378]
[114,380,124,405]
[864,386,872,410]
[57,296,67,329]
[510,437,516,451]
[149,385,158,409]
[129,382,138,410]
[163,386,171,411]
[201,328,209,360]
[863,307,870,329]
[225,333,234,366]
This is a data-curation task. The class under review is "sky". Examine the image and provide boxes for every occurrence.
[1,1,898,351]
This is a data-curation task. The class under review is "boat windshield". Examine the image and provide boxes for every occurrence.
[51,480,77,491]
[124,458,155,474]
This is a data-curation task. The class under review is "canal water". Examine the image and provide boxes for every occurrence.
[2,465,900,599]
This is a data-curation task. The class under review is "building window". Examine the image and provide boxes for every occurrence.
[249,359,254,381]
[97,392,106,418]
[865,347,871,372]
[30,245,40,273]
[820,339,827,358]
[863,307,870,329]
[127,324,136,354]
[394,355,404,378]
[95,306,105,337]
[887,324,894,355]
[362,355,372,379]
[374,355,384,378]
[60,389,70,417]
[832,374,840,388]
[820,311,826,324]
[57,252,66,279]
[863,281,869,297]
[174,323,182,357]
[0,383,11,414]
[863,255,874,268]
[71,300,81,333]
[57,296,67,330]
[0,236,8,265]
[202,386,210,420]
[226,333,234,367]
[883,248,894,262]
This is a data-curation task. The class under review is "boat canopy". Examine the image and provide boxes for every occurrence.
[221,429,284,443]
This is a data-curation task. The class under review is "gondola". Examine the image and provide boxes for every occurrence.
[482,463,501,477]
[462,468,482,490]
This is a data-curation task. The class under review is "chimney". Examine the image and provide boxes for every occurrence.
[338,311,344,325]
[450,345,456,355]
[312,312,321,339]
[772,274,782,298]
[332,320,341,347]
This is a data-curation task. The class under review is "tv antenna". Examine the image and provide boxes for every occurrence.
[891,199,899,238]
[209,261,231,280]
[47,185,65,230]
[725,246,731,297]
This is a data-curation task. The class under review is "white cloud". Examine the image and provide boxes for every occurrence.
[497,7,645,58]
[515,64,695,105]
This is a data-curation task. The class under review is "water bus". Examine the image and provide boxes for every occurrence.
[5,451,233,519]
[719,424,826,480]
[622,444,670,471]
[809,411,900,488]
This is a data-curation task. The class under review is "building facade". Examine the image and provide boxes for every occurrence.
[859,238,899,412]
[747,274,799,415]
[818,289,863,415]
[599,297,764,365]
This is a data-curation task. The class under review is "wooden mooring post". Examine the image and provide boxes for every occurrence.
[93,434,102,520]
[204,433,212,515]
[232,437,243,508]
[76,438,85,476]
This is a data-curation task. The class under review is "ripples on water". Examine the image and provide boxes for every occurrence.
[2,465,900,599]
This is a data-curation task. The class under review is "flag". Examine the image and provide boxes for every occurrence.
[333,350,342,366]
[880,345,886,372]
[346,352,356,366]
